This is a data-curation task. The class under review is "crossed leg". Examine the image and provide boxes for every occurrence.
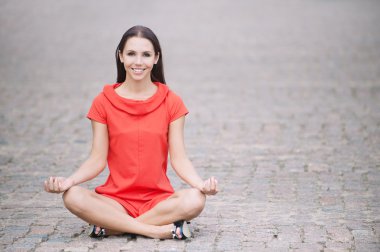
[62,186,206,239]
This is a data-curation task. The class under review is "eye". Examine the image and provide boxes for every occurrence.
[127,52,135,56]
[143,52,151,57]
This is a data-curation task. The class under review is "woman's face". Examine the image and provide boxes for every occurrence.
[119,36,159,82]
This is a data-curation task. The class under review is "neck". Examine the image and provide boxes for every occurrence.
[123,77,154,93]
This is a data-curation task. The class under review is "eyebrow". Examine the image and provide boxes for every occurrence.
[125,50,154,53]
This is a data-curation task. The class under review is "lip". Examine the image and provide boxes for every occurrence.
[131,68,146,74]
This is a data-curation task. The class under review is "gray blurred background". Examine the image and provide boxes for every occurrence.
[1,0,379,251]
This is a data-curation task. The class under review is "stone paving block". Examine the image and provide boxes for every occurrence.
[306,163,330,173]
[33,218,62,227]
[11,237,45,251]
[1,0,380,251]
[324,249,351,252]
[0,225,29,245]
[91,240,136,252]
[265,238,290,249]
[157,242,187,252]
[63,247,89,252]
[4,246,31,252]
[250,229,277,243]
[352,229,378,243]
[326,226,353,243]
[29,225,55,236]
[0,208,14,220]
[303,225,327,243]
[186,238,215,252]
[289,242,324,251]
[216,239,241,252]
[0,233,15,246]
[116,237,157,251]
[354,242,380,252]
[35,247,61,252]
[324,240,353,251]
[241,241,266,250]
[373,223,380,240]
[35,240,69,251]
[277,226,302,243]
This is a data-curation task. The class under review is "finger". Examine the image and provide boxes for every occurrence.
[207,179,214,194]
[44,180,48,192]
[55,183,62,193]
[52,177,56,191]
[61,179,73,191]
[49,177,54,191]
[53,177,60,192]
[202,181,207,194]
[52,178,56,192]
[203,179,208,188]
[207,177,218,195]
[210,177,216,191]
[57,178,64,192]
[61,180,68,191]
[205,178,211,191]
[59,180,68,192]
[54,177,60,192]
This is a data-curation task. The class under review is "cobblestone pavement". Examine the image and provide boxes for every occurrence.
[1,0,380,251]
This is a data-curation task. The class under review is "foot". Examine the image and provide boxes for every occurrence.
[172,221,191,240]
[89,225,107,238]
[89,225,128,238]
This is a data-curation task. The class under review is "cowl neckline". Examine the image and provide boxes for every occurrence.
[103,82,169,115]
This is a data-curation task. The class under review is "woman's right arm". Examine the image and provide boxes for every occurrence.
[44,120,109,193]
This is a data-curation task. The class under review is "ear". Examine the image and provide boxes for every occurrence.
[154,52,160,64]
[118,50,124,63]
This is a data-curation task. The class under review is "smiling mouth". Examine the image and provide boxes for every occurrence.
[131,68,145,73]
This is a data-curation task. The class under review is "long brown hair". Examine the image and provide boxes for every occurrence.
[115,26,166,84]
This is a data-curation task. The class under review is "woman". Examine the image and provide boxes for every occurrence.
[44,25,218,240]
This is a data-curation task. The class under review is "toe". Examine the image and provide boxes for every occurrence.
[176,227,182,239]
[95,226,101,235]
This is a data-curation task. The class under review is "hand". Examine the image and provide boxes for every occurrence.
[200,177,218,195]
[44,177,74,193]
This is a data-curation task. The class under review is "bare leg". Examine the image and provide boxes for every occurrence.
[137,188,206,225]
[62,186,172,239]
[97,188,206,237]
[86,195,126,236]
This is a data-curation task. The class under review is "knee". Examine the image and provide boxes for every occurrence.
[62,186,86,214]
[182,188,206,216]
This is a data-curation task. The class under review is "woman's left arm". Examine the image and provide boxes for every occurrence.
[169,116,218,195]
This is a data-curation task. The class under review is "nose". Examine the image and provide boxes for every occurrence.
[135,55,142,65]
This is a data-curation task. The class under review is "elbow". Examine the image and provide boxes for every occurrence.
[98,162,107,172]
[90,161,106,180]
[97,160,107,172]
[89,155,107,173]
[170,158,179,169]
[170,156,189,169]
[170,159,177,170]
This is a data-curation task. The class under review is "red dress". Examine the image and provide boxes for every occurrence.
[87,82,188,217]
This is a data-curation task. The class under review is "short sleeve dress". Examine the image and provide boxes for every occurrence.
[86,82,188,218]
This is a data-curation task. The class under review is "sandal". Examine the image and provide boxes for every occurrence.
[172,220,191,240]
[88,224,137,239]
[89,225,107,238]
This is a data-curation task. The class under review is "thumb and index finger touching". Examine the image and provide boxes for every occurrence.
[44,176,71,193]
[203,176,219,195]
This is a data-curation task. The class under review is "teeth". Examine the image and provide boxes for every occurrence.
[132,68,144,73]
